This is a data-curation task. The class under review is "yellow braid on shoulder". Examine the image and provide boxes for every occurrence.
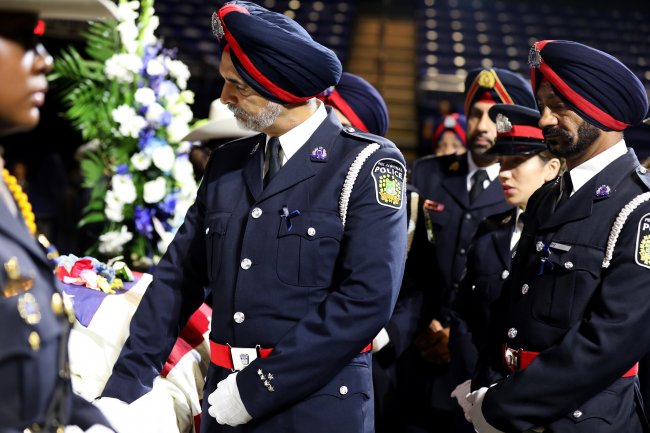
[2,168,36,235]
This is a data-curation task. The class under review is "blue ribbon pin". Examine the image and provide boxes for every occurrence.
[537,243,556,275]
[280,206,301,231]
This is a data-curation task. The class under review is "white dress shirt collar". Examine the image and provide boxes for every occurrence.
[466,153,500,191]
[567,139,627,196]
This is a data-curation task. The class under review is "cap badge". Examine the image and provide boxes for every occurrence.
[595,185,611,198]
[443,116,457,128]
[211,12,225,40]
[496,113,513,133]
[528,44,542,68]
[310,147,328,162]
[477,70,496,89]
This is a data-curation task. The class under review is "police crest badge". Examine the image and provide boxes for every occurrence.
[636,213,650,269]
[372,159,405,209]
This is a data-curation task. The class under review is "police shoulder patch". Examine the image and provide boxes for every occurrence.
[636,212,650,269]
[371,158,406,209]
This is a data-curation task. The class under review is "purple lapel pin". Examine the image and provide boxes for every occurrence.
[595,185,611,198]
[310,147,327,162]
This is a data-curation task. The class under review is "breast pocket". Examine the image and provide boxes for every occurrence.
[276,211,343,287]
[205,212,231,282]
[531,243,602,327]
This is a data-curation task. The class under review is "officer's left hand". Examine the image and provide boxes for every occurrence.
[467,387,505,433]
[207,372,253,426]
[414,319,450,364]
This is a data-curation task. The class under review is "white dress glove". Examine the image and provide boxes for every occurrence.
[450,379,473,421]
[372,328,391,353]
[467,387,505,433]
[207,372,252,426]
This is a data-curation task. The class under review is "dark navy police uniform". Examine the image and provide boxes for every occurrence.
[102,109,407,433]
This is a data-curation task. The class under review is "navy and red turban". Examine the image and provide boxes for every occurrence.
[529,40,649,131]
[211,1,342,104]
[464,67,537,115]
[318,72,389,136]
[431,113,466,146]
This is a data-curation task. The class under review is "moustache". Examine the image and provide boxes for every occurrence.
[542,126,571,141]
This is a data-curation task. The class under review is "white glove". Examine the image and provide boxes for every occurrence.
[467,387,505,433]
[64,425,115,433]
[372,328,391,353]
[207,372,252,426]
[450,379,473,421]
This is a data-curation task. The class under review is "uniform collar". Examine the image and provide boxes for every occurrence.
[466,152,500,187]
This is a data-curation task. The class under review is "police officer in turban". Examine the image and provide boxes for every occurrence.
[402,67,535,433]
[101,2,407,433]
[0,1,117,432]
[468,40,650,433]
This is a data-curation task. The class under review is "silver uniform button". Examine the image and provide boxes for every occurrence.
[234,312,245,323]
[521,283,529,295]
[572,410,582,419]
[508,328,517,339]
[241,258,252,270]
[205,227,210,235]
[641,167,648,174]
[345,126,355,133]
[307,227,316,237]
[251,207,263,219]
[536,241,544,252]
[501,270,509,280]
[339,386,348,395]
[564,261,574,270]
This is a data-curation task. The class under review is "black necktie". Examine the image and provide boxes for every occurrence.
[556,171,573,208]
[469,169,488,203]
[264,136,282,188]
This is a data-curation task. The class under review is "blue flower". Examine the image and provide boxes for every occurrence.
[158,80,179,99]
[157,192,177,219]
[115,164,129,175]
[134,205,154,239]
[138,127,156,150]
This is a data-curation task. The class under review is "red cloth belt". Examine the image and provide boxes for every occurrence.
[210,340,372,370]
[504,346,638,377]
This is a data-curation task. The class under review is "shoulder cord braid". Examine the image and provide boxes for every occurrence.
[602,191,650,268]
[339,143,381,227]
[406,191,419,253]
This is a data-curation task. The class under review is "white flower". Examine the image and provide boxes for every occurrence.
[172,156,194,182]
[112,105,147,138]
[170,102,193,124]
[117,21,139,54]
[143,177,167,203]
[151,145,176,172]
[167,118,190,143]
[172,196,194,227]
[111,174,137,204]
[152,216,175,254]
[142,15,160,47]
[131,151,152,171]
[116,1,139,23]
[145,102,166,124]
[179,90,195,105]
[166,59,191,89]
[105,54,142,83]
[98,225,134,255]
[135,87,157,106]
[146,57,166,77]
[105,190,125,222]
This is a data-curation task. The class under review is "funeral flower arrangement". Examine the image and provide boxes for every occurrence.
[55,254,135,294]
[53,0,197,268]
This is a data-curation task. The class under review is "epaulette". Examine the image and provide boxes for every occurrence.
[340,126,395,148]
[475,208,514,238]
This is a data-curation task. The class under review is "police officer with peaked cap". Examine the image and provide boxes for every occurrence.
[449,104,562,426]
[401,67,535,432]
[468,40,650,433]
[0,1,117,432]
[101,2,407,432]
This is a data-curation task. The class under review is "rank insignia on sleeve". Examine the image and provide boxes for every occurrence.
[372,159,405,209]
[636,213,650,269]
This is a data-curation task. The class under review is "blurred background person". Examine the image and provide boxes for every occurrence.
[431,113,466,156]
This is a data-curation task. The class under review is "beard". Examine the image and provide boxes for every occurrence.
[543,121,601,158]
[467,132,496,161]
[228,101,282,132]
